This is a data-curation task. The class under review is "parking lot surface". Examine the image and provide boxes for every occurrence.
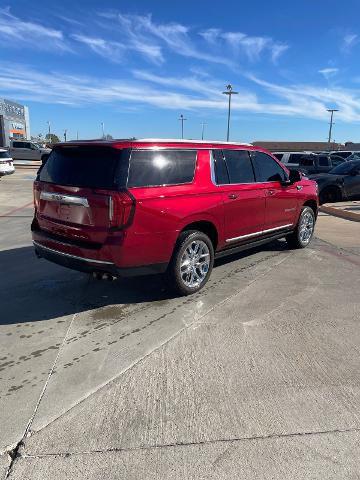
[1,168,360,479]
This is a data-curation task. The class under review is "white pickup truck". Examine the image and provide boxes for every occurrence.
[9,140,51,162]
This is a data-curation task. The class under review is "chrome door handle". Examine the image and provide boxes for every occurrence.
[228,193,238,199]
[296,185,303,191]
[267,190,275,196]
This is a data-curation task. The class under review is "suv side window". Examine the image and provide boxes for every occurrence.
[212,150,229,184]
[222,150,255,184]
[12,142,23,148]
[251,151,287,182]
[318,155,330,166]
[127,149,197,188]
[288,154,303,164]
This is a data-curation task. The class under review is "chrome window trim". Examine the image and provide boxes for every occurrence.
[225,224,293,243]
[33,241,114,265]
[40,191,89,207]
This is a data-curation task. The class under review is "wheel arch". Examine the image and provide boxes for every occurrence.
[180,220,219,250]
[302,199,318,218]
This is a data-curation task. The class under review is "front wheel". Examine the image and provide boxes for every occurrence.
[167,230,214,296]
[286,206,315,249]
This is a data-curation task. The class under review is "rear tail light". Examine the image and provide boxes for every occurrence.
[33,182,40,211]
[109,191,135,228]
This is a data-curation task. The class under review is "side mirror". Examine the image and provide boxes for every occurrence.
[288,169,302,184]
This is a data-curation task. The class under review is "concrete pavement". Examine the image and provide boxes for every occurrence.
[1,169,360,479]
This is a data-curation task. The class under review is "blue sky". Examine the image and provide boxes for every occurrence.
[1,0,360,142]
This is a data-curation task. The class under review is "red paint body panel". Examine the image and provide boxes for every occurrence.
[32,140,318,273]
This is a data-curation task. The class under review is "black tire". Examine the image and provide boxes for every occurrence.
[319,186,342,205]
[286,206,316,249]
[167,230,214,296]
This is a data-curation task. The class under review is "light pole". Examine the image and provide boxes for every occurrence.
[76,130,79,140]
[201,122,207,140]
[179,114,187,139]
[64,129,67,142]
[101,122,105,139]
[327,109,338,144]
[47,121,51,141]
[222,84,238,142]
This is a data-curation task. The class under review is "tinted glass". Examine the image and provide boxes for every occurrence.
[331,151,351,159]
[330,156,344,167]
[299,155,314,166]
[212,150,229,184]
[273,153,284,161]
[288,154,303,164]
[39,146,124,189]
[12,142,23,148]
[329,161,360,175]
[223,150,255,184]
[318,155,329,166]
[0,151,10,159]
[127,150,196,188]
[251,151,287,182]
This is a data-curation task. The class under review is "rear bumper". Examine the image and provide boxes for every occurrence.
[33,241,167,277]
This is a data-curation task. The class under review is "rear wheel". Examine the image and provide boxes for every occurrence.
[167,230,214,296]
[286,206,315,249]
[319,186,342,205]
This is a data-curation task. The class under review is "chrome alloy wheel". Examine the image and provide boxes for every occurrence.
[180,240,210,288]
[299,211,314,244]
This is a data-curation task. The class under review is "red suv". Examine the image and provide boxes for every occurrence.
[32,139,318,295]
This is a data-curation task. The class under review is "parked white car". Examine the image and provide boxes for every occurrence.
[9,140,51,162]
[0,149,15,177]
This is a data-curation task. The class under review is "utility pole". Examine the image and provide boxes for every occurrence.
[47,121,51,140]
[64,129,67,142]
[201,122,207,140]
[327,109,338,144]
[101,122,105,139]
[179,114,187,139]
[222,84,238,142]
[76,130,79,140]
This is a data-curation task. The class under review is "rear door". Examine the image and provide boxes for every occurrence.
[250,151,299,231]
[35,145,127,244]
[213,149,265,243]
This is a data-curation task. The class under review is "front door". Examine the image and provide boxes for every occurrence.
[250,151,300,232]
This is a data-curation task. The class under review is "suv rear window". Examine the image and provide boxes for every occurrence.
[127,150,196,188]
[39,146,125,190]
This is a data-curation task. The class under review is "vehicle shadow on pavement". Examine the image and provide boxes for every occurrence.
[1,241,288,325]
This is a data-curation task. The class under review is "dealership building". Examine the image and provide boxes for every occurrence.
[0,98,30,148]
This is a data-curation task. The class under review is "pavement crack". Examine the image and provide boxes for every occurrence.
[23,251,290,443]
[22,426,360,459]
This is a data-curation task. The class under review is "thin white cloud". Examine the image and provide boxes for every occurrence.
[200,28,288,63]
[319,68,339,79]
[2,64,360,123]
[72,34,126,62]
[99,12,235,67]
[342,33,358,52]
[0,7,71,52]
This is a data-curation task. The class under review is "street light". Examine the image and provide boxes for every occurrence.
[47,120,51,140]
[201,122,207,140]
[327,109,338,144]
[64,129,67,142]
[101,122,105,139]
[178,114,187,139]
[222,84,238,142]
